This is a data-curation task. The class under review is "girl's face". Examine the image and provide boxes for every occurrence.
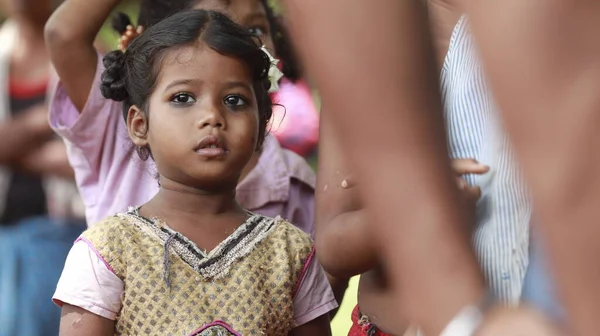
[191,0,275,54]
[127,44,260,192]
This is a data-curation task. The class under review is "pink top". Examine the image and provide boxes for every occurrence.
[53,239,337,326]
[48,55,316,236]
[270,79,319,157]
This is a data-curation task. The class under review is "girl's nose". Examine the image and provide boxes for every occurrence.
[197,105,225,129]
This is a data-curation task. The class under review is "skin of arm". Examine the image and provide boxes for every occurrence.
[59,304,114,336]
[17,139,75,179]
[427,0,462,69]
[315,109,378,279]
[0,105,54,164]
[282,0,485,334]
[44,0,122,112]
[465,1,600,334]
[316,111,487,280]
[288,314,332,336]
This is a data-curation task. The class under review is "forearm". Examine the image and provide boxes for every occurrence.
[316,210,377,279]
[315,110,372,277]
[466,1,600,334]
[0,119,52,164]
[17,140,75,179]
[45,0,120,111]
[284,0,484,334]
[427,0,462,69]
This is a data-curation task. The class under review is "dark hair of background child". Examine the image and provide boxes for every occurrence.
[111,0,300,81]
[100,9,273,160]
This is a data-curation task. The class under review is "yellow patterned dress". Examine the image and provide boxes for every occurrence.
[80,208,314,335]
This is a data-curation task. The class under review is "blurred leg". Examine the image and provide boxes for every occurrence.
[0,217,85,336]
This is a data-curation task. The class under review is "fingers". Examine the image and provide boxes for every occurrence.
[463,185,482,200]
[457,177,482,200]
[452,158,490,175]
[118,25,143,51]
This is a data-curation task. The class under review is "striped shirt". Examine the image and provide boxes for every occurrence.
[441,16,531,303]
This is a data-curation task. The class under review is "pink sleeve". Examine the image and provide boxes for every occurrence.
[292,251,338,326]
[48,54,158,225]
[284,179,316,239]
[48,53,129,209]
[53,240,124,320]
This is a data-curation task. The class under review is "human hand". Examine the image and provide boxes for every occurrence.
[341,159,489,192]
[117,25,144,51]
[452,158,489,204]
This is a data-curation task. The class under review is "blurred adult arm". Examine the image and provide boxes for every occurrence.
[282,0,485,334]
[466,1,600,334]
[315,109,377,279]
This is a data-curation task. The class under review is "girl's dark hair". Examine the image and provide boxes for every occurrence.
[258,0,300,81]
[101,9,273,160]
[111,0,300,81]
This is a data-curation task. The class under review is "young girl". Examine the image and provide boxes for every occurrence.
[45,0,317,236]
[111,2,319,158]
[53,10,336,335]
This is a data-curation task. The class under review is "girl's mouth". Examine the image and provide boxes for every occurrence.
[194,135,227,158]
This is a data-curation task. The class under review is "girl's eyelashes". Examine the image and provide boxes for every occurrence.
[167,92,252,110]
[248,26,269,37]
[169,92,196,106]
[223,94,249,109]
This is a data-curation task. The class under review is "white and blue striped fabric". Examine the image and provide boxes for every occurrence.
[440,16,531,303]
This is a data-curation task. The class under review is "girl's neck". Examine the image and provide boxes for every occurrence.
[239,150,261,183]
[142,181,244,220]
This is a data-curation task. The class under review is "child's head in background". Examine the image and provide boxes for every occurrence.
[113,0,299,81]
[100,9,273,193]
[0,0,63,26]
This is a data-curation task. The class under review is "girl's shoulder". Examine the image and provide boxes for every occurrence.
[82,212,139,241]
[269,216,312,239]
[77,213,141,279]
[263,216,314,260]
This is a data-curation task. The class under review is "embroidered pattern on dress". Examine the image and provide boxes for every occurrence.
[188,320,240,336]
[118,207,279,280]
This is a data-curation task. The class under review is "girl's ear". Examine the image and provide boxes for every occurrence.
[127,105,149,147]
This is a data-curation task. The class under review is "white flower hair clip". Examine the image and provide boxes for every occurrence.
[261,45,284,93]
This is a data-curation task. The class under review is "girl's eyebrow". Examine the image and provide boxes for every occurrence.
[165,79,198,91]
[245,12,267,22]
[163,79,252,92]
[223,81,253,92]
[196,0,231,8]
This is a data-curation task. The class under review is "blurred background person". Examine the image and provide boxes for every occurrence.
[0,0,85,335]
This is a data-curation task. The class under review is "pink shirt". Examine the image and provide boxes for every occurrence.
[49,55,316,236]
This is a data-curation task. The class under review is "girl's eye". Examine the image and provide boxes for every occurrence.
[248,27,266,37]
[170,93,196,104]
[224,95,247,107]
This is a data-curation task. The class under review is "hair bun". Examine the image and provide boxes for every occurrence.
[100,50,129,102]
[111,12,133,35]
